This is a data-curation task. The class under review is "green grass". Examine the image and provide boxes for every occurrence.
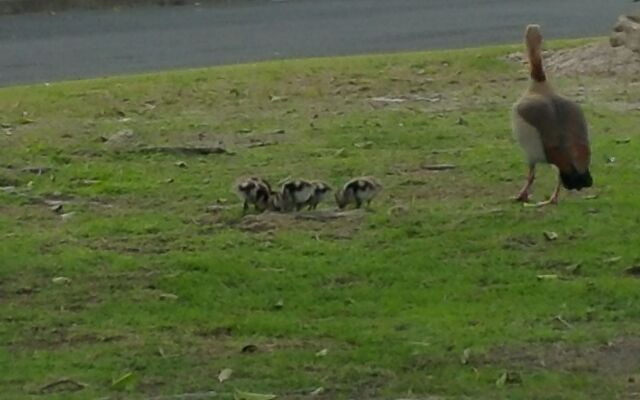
[2,38,640,399]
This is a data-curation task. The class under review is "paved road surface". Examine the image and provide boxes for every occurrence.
[0,0,635,86]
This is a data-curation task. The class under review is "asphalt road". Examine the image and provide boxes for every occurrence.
[0,0,635,86]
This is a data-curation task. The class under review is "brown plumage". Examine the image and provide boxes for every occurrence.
[512,24,592,206]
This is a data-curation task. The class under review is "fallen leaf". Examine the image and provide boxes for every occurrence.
[111,372,136,390]
[496,371,521,387]
[370,96,406,103]
[536,274,559,281]
[233,389,276,400]
[51,204,64,214]
[61,212,76,221]
[495,372,507,388]
[310,387,324,396]
[269,95,288,102]
[218,368,233,383]
[460,348,471,365]
[36,378,87,394]
[604,256,622,264]
[241,344,258,353]
[159,293,178,301]
[354,141,373,149]
[420,163,457,171]
[175,161,188,168]
[553,315,573,329]
[565,264,582,274]
[52,276,71,284]
[315,348,328,357]
[543,231,558,241]
[274,299,284,310]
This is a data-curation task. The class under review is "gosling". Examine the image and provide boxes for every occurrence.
[335,177,382,209]
[235,176,276,213]
[280,179,315,212]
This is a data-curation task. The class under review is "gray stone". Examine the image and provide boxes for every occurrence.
[611,11,640,53]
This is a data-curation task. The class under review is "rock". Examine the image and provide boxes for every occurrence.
[611,11,640,53]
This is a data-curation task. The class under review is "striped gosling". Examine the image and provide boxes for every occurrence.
[235,176,276,213]
[335,177,382,209]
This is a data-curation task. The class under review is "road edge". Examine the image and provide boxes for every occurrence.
[0,0,265,15]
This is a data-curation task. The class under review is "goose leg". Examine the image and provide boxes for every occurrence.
[525,175,561,208]
[514,165,535,202]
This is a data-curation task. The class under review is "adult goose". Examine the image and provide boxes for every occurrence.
[512,24,592,206]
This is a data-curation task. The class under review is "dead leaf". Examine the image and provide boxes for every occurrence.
[218,368,233,383]
[61,212,76,221]
[370,96,406,103]
[52,276,71,284]
[159,293,178,300]
[36,378,87,394]
[51,204,64,214]
[269,95,288,102]
[310,387,324,396]
[175,161,187,168]
[495,372,507,388]
[354,141,373,149]
[536,274,559,281]
[604,256,622,264]
[496,371,521,387]
[22,166,52,174]
[241,344,258,353]
[460,348,471,365]
[565,264,582,274]
[111,372,136,390]
[234,389,276,400]
[273,299,284,310]
[420,163,457,171]
[315,348,328,357]
[553,315,573,329]
[543,231,558,241]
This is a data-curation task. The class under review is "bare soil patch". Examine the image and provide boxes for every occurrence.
[481,337,640,376]
[507,42,640,78]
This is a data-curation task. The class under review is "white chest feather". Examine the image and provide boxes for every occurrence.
[355,187,378,201]
[512,111,547,165]
[292,186,314,203]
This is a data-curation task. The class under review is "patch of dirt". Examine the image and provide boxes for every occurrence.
[506,42,640,78]
[231,209,365,239]
[480,337,640,376]
[11,325,127,350]
[87,235,174,254]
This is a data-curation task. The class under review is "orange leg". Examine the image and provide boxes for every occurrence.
[514,165,535,202]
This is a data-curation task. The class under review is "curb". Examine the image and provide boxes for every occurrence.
[0,0,261,15]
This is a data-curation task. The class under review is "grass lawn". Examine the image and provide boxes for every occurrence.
[1,39,640,399]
